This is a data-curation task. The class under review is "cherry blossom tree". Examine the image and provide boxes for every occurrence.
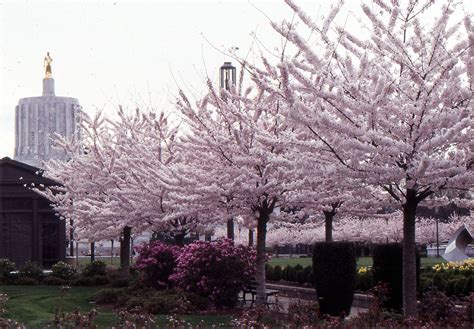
[266,213,472,246]
[175,72,303,305]
[36,108,184,274]
[274,0,473,315]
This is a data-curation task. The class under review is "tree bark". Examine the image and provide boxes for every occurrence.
[255,213,268,306]
[248,229,254,247]
[69,219,74,257]
[110,240,114,265]
[120,226,132,277]
[402,190,418,317]
[90,242,95,262]
[227,218,234,241]
[323,210,334,242]
[173,232,186,246]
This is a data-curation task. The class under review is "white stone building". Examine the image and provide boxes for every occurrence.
[14,54,80,167]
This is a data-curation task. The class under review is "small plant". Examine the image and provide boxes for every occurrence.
[116,308,155,328]
[82,260,107,277]
[53,308,98,328]
[356,266,374,291]
[0,259,16,283]
[287,299,320,327]
[18,261,42,281]
[231,306,269,328]
[143,290,198,314]
[43,276,68,286]
[419,289,455,321]
[51,261,76,280]
[95,288,125,305]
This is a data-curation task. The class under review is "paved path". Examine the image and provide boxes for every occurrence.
[240,294,369,319]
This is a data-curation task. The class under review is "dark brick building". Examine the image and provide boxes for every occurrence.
[0,157,65,267]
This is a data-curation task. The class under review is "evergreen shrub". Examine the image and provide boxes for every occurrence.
[282,265,291,281]
[0,259,16,283]
[372,243,420,311]
[296,270,305,284]
[303,266,313,284]
[273,265,282,281]
[14,277,39,285]
[312,241,356,317]
[18,261,42,281]
[82,260,107,277]
[51,261,76,280]
[265,264,273,281]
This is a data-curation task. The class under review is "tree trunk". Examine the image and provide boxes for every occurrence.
[90,242,95,262]
[248,229,254,247]
[173,232,186,246]
[255,213,268,306]
[110,240,114,265]
[402,190,418,317]
[227,218,234,241]
[323,210,334,242]
[120,226,132,277]
[69,219,74,257]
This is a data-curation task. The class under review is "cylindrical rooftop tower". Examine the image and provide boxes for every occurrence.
[14,53,81,167]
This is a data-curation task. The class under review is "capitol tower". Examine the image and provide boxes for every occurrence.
[14,53,81,167]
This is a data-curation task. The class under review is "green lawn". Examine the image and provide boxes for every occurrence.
[0,285,116,328]
[75,256,122,268]
[0,286,231,328]
[268,256,446,268]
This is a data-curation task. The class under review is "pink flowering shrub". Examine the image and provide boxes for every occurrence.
[170,239,256,307]
[134,241,181,289]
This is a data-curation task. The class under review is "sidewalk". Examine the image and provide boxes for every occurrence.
[242,290,369,318]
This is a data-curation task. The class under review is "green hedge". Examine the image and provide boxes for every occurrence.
[312,241,356,317]
[372,243,420,312]
[266,264,313,285]
[420,264,473,297]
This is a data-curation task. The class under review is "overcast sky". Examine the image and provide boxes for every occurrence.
[0,0,330,158]
[1,0,471,159]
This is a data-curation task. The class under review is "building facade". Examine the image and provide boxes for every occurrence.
[14,54,81,167]
[0,157,66,267]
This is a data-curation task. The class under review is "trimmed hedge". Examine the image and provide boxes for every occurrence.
[266,264,313,285]
[372,243,420,312]
[312,242,356,317]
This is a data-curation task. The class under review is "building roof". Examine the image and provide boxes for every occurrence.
[0,157,58,186]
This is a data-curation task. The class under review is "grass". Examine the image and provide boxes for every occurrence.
[75,256,122,268]
[268,256,446,268]
[0,285,231,328]
[0,285,115,328]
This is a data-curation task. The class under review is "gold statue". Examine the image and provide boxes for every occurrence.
[44,52,53,78]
